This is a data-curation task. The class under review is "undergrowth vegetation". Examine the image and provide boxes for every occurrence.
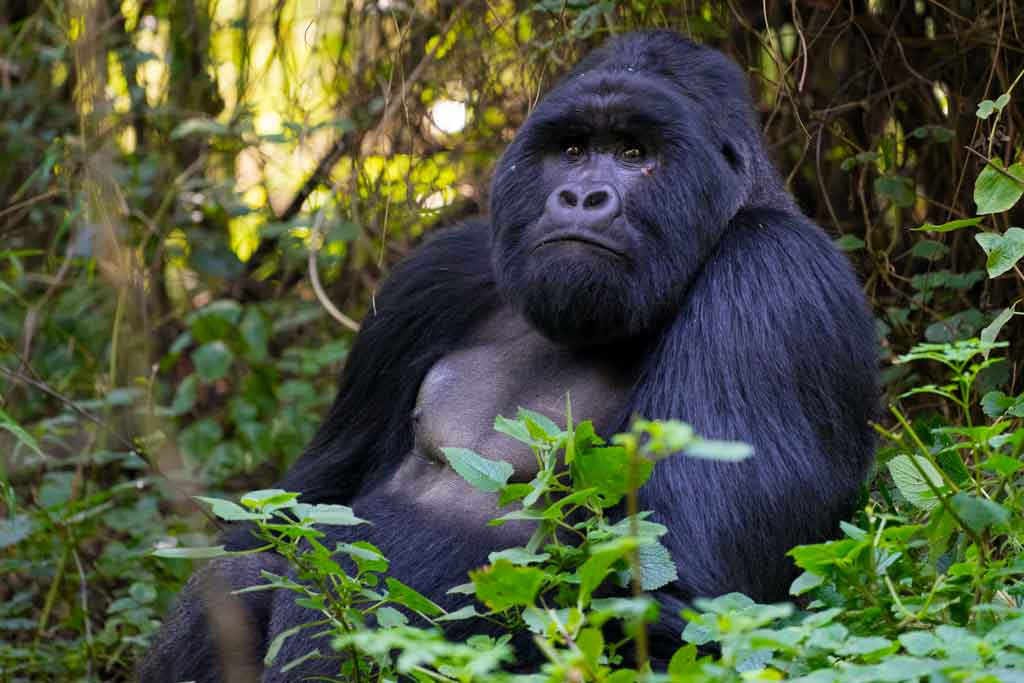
[2,1,1024,681]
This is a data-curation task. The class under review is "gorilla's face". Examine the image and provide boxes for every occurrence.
[491,33,760,347]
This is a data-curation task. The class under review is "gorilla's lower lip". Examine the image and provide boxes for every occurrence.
[535,231,626,257]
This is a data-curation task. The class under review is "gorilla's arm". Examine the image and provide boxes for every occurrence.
[275,219,499,506]
[633,207,876,618]
[140,222,499,682]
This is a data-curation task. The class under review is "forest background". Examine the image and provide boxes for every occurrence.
[2,1,1024,681]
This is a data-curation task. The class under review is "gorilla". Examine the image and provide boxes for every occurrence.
[142,30,877,681]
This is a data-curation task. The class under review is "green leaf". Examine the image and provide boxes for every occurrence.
[191,341,234,382]
[950,492,1010,533]
[974,161,1024,214]
[875,175,916,208]
[440,447,514,493]
[0,407,45,459]
[374,606,408,627]
[976,228,1024,277]
[976,93,1011,120]
[578,538,636,605]
[385,577,444,616]
[470,560,546,611]
[299,503,366,526]
[912,217,982,233]
[488,548,551,565]
[899,631,941,656]
[337,541,388,573]
[151,545,228,559]
[910,240,950,261]
[240,489,300,510]
[979,453,1024,478]
[0,515,33,549]
[789,570,825,596]
[834,235,865,251]
[195,496,266,521]
[636,540,678,590]
[887,455,945,511]
[835,635,896,658]
[980,305,1016,353]
[571,446,650,507]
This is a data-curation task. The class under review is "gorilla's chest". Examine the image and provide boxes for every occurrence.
[417,312,634,477]
[382,311,635,519]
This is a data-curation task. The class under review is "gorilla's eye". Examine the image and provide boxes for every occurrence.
[564,144,584,161]
[621,145,646,162]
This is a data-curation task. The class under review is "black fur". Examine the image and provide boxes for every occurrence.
[141,30,877,682]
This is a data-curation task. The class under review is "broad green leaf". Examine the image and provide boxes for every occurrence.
[374,606,408,627]
[385,577,444,616]
[441,447,514,493]
[470,560,546,611]
[976,228,1024,277]
[191,341,234,382]
[912,217,981,232]
[636,540,678,590]
[887,455,945,511]
[571,446,651,507]
[974,161,1024,214]
[979,453,1024,478]
[950,492,1011,533]
[835,635,896,658]
[578,538,635,606]
[899,631,941,656]
[976,93,1011,120]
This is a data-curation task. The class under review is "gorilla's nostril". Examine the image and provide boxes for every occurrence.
[583,190,609,209]
[558,190,578,207]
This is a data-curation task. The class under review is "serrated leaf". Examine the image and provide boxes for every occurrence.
[979,453,1024,477]
[636,540,678,590]
[912,217,982,232]
[300,504,366,526]
[974,162,1024,214]
[441,447,514,493]
[887,455,945,511]
[470,560,546,611]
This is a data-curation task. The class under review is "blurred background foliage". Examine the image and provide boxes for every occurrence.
[1,0,1023,679]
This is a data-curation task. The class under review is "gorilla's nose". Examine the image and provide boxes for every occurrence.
[546,183,622,231]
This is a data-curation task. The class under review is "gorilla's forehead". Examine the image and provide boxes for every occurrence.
[528,72,693,139]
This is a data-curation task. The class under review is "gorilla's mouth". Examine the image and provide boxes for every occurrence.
[534,230,626,258]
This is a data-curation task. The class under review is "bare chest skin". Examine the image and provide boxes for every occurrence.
[381,309,636,529]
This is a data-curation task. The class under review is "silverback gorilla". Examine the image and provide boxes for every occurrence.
[142,30,877,681]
